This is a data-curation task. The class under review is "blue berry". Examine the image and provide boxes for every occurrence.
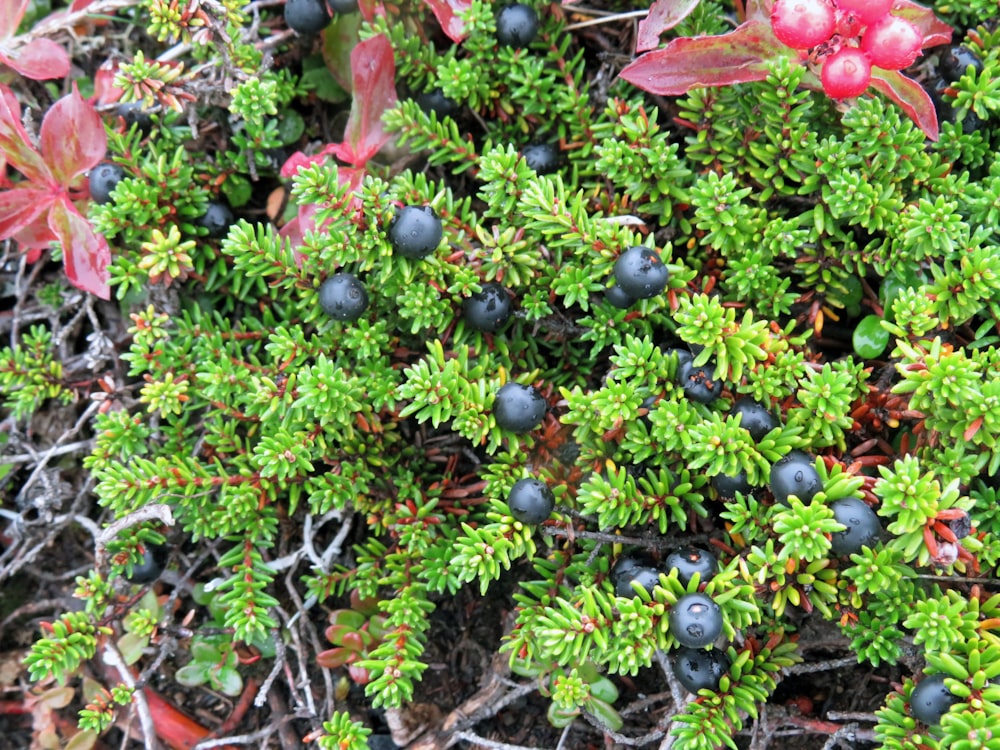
[319,273,368,322]
[910,674,957,726]
[522,142,560,174]
[731,398,778,441]
[496,3,539,47]
[387,205,443,259]
[829,497,881,555]
[284,0,331,34]
[769,450,821,505]
[669,593,723,648]
[677,359,722,404]
[197,200,235,239]
[493,382,546,433]
[611,555,661,598]
[665,546,717,586]
[613,245,669,299]
[463,282,513,332]
[507,478,554,525]
[672,647,730,693]
[711,470,753,498]
[89,163,125,204]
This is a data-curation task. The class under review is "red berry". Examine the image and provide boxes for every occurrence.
[861,14,923,70]
[834,0,892,26]
[771,0,837,50]
[821,47,872,99]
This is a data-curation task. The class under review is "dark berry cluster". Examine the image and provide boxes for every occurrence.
[770,0,924,99]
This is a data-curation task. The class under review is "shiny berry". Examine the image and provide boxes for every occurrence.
[464,282,513,332]
[612,556,662,598]
[613,245,670,299]
[769,450,821,505]
[89,162,125,204]
[672,647,730,693]
[507,477,554,525]
[493,382,547,433]
[665,546,718,586]
[496,3,539,47]
[712,470,753,498]
[834,0,892,26]
[522,142,560,174]
[284,0,331,33]
[117,101,153,131]
[197,200,235,239]
[669,593,723,648]
[861,15,923,71]
[604,283,636,309]
[938,45,983,83]
[387,205,443,259]
[319,273,368,322]
[821,47,872,99]
[677,359,723,404]
[910,674,957,726]
[771,0,836,50]
[664,347,694,370]
[829,497,882,555]
[731,398,778,441]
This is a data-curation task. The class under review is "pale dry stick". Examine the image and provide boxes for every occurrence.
[17,400,101,506]
[193,726,276,749]
[783,655,859,675]
[564,9,650,31]
[824,711,879,723]
[0,439,96,465]
[553,723,573,750]
[104,638,161,750]
[94,503,176,568]
[253,629,286,708]
[579,711,664,746]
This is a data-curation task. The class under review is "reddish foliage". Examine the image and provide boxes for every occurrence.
[635,0,700,53]
[0,84,111,298]
[0,0,71,80]
[423,0,473,43]
[619,0,951,140]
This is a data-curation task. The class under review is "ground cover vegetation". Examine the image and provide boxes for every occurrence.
[2,0,1000,748]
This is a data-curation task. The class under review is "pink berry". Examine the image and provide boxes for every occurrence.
[821,47,872,99]
[861,14,923,70]
[771,0,837,50]
[834,0,893,26]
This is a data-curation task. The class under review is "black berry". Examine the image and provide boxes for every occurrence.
[522,142,560,175]
[769,450,821,505]
[507,477,554,525]
[197,200,235,239]
[464,282,513,332]
[604,283,636,309]
[731,398,778,441]
[829,497,882,555]
[665,546,718,587]
[414,88,458,118]
[493,382,546,433]
[126,543,167,584]
[89,162,125,204]
[712,470,753,499]
[613,245,670,299]
[669,593,723,648]
[938,45,983,83]
[671,646,730,693]
[910,674,957,726]
[387,205,443,259]
[948,510,972,540]
[319,273,368,322]
[496,3,539,47]
[117,101,153,131]
[677,359,723,404]
[611,556,661,598]
[284,0,331,33]
[664,347,694,370]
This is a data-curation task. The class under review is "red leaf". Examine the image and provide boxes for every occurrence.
[0,186,51,239]
[620,19,789,96]
[0,83,52,185]
[338,33,397,166]
[424,0,472,43]
[636,0,700,52]
[0,0,29,40]
[964,417,983,442]
[892,0,952,49]
[869,69,939,141]
[47,197,111,299]
[40,84,107,187]
[3,39,70,81]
